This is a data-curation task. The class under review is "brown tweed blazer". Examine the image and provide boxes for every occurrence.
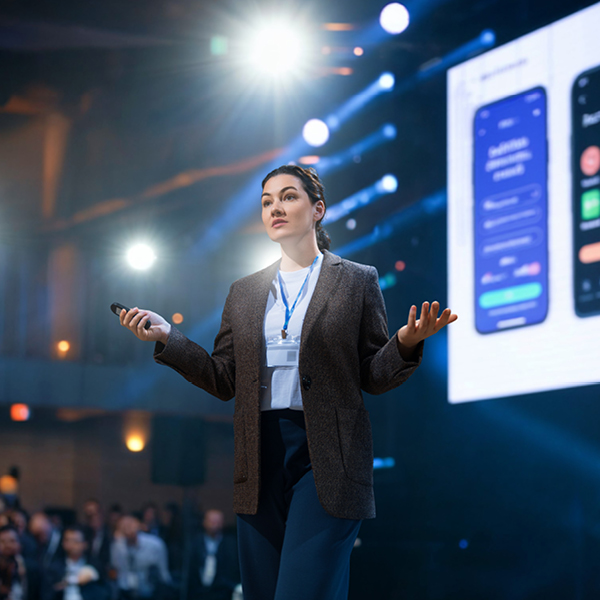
[154,250,424,520]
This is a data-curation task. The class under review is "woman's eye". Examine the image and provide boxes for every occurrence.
[284,195,295,201]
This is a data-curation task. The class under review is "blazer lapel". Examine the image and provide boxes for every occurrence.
[301,250,342,344]
[245,259,280,375]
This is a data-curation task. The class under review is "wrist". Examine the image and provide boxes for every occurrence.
[160,324,172,345]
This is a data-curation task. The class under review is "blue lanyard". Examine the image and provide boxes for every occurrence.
[278,254,320,338]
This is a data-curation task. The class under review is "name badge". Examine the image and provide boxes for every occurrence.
[127,573,139,590]
[266,336,300,367]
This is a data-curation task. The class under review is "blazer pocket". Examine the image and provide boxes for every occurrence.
[335,407,374,487]
[233,412,249,483]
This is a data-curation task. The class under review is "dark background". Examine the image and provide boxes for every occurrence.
[1,0,600,597]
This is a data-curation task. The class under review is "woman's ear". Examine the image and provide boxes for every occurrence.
[314,200,325,221]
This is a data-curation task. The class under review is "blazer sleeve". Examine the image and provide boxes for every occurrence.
[359,266,424,395]
[152,284,236,401]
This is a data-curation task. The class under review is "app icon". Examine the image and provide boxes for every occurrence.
[581,189,600,220]
[581,145,600,176]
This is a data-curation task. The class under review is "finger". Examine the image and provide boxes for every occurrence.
[138,313,150,332]
[131,310,145,329]
[430,301,440,320]
[407,305,417,330]
[420,301,430,328]
[123,307,140,327]
[119,309,126,326]
[433,308,451,331]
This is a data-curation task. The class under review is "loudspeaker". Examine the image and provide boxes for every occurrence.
[151,416,206,486]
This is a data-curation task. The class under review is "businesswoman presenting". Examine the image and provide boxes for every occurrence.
[120,165,457,600]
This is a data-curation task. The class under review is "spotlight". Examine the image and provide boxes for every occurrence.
[380,3,410,35]
[480,29,496,46]
[247,21,306,76]
[127,244,156,271]
[353,47,364,56]
[57,340,70,353]
[382,124,397,139]
[346,218,357,230]
[376,174,398,193]
[378,72,395,90]
[126,435,145,452]
[303,119,330,147]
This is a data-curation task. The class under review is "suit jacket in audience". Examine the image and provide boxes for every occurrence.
[0,555,39,600]
[187,533,239,600]
[42,557,110,600]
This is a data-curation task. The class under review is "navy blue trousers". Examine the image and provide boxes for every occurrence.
[237,409,361,600]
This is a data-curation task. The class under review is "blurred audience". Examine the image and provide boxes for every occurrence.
[0,501,239,600]
[187,510,239,600]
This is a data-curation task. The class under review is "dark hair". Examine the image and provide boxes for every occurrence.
[0,525,18,537]
[261,165,331,251]
[63,525,86,539]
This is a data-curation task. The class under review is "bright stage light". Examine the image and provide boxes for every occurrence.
[247,21,306,76]
[378,72,395,90]
[126,244,156,271]
[383,124,397,139]
[379,3,410,35]
[126,434,145,452]
[377,174,398,193]
[303,119,330,147]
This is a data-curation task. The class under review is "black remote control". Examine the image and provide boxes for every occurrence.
[110,302,152,330]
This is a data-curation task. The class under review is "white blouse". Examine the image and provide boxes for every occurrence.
[259,253,323,411]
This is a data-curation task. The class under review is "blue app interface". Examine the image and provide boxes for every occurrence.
[473,88,548,334]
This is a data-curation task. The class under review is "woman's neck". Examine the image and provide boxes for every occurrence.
[279,234,321,272]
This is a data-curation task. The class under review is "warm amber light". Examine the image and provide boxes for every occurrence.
[0,475,18,494]
[172,313,184,325]
[57,340,70,353]
[10,404,30,422]
[299,156,320,165]
[331,67,353,76]
[323,23,355,31]
[353,47,364,56]
[126,435,145,452]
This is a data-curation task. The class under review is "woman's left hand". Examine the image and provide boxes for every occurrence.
[397,301,458,349]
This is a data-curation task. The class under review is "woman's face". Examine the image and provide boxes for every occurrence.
[261,174,324,245]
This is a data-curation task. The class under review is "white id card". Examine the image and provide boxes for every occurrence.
[266,336,300,367]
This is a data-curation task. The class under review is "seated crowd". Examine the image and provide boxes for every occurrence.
[0,497,240,600]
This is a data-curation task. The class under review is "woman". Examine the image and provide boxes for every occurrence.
[120,165,457,600]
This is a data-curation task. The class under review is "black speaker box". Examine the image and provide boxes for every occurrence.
[151,416,206,486]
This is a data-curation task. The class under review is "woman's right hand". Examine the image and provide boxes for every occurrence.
[120,307,171,345]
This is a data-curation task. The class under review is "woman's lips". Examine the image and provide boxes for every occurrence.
[272,220,287,228]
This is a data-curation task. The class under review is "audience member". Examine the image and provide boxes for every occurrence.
[29,515,62,574]
[0,525,38,600]
[187,510,239,600]
[80,503,110,576]
[7,512,36,564]
[140,506,161,540]
[159,505,182,576]
[106,508,122,539]
[42,526,109,600]
[110,516,171,600]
